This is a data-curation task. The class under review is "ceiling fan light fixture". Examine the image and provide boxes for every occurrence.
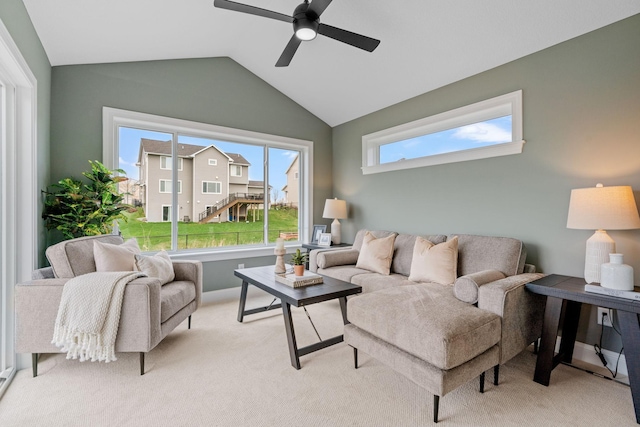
[294,18,318,41]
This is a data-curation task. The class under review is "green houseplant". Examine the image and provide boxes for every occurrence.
[42,160,131,240]
[290,249,308,276]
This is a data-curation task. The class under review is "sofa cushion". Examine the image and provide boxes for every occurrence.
[317,266,371,283]
[451,234,526,277]
[356,232,396,275]
[46,234,124,278]
[94,238,141,272]
[347,284,501,370]
[316,249,360,269]
[350,273,411,293]
[352,230,397,252]
[408,236,458,285]
[454,269,506,304]
[160,281,196,323]
[135,250,175,285]
[391,234,447,276]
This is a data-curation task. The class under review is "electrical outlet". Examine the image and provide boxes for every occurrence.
[238,263,245,269]
[597,307,613,327]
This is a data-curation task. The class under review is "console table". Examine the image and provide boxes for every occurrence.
[526,274,640,424]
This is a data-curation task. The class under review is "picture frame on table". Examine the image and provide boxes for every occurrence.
[318,233,332,247]
[311,224,326,244]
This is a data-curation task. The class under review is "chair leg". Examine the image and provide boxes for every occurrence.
[188,315,191,330]
[353,347,358,369]
[433,395,440,423]
[32,353,38,377]
[494,365,500,385]
[140,352,145,375]
[479,372,485,393]
[533,339,539,354]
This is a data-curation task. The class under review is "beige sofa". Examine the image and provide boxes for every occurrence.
[15,234,203,376]
[309,230,544,423]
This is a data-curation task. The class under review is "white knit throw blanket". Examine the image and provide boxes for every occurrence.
[52,271,144,363]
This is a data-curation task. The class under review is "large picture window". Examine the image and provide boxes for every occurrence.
[103,108,313,259]
[362,90,524,174]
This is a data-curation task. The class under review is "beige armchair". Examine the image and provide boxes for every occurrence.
[15,234,202,376]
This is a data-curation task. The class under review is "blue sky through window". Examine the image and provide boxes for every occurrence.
[379,116,512,164]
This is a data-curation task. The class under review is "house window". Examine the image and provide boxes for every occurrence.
[159,180,181,193]
[160,156,183,170]
[202,181,222,194]
[104,108,312,258]
[208,159,217,166]
[162,206,171,222]
[362,90,524,175]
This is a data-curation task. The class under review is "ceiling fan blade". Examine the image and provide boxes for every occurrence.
[276,35,302,67]
[213,0,293,23]
[308,0,333,17]
[317,23,380,52]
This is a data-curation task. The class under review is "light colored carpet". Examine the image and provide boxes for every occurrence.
[0,293,636,426]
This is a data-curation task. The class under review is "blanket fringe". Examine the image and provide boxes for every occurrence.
[52,322,117,363]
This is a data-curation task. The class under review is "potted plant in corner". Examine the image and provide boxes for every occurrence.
[290,249,308,276]
[42,160,131,241]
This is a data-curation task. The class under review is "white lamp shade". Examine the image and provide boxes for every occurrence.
[322,198,347,220]
[567,185,640,230]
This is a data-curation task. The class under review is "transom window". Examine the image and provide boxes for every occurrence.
[362,90,524,174]
[202,181,222,194]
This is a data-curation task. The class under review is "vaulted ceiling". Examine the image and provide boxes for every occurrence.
[22,0,640,126]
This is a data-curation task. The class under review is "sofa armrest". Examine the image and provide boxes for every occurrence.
[172,260,203,308]
[32,267,55,280]
[478,272,546,364]
[454,269,506,304]
[309,248,358,272]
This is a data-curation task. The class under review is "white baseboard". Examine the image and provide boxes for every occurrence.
[555,337,627,377]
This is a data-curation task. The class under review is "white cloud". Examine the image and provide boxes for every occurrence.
[282,151,298,160]
[453,122,511,143]
[119,156,133,166]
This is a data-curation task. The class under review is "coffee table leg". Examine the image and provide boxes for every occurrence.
[237,281,249,323]
[617,310,640,423]
[282,302,301,370]
[339,297,349,324]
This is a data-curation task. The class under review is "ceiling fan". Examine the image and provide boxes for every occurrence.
[213,0,380,67]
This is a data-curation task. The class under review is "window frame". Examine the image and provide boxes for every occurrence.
[159,179,181,194]
[208,159,217,166]
[361,90,524,175]
[202,181,222,194]
[103,107,314,262]
[230,164,242,177]
[162,205,171,222]
[160,156,183,171]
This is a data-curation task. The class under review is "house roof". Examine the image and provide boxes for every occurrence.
[21,1,640,126]
[139,139,250,166]
[249,180,272,190]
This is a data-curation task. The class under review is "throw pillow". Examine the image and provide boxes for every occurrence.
[355,231,396,275]
[408,236,458,285]
[134,251,175,285]
[94,238,141,272]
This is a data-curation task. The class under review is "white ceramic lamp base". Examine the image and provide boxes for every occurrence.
[584,230,615,284]
[330,218,342,245]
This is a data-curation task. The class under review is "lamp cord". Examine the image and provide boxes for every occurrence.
[593,310,623,378]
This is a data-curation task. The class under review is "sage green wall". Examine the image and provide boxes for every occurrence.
[0,0,52,263]
[50,57,333,292]
[332,14,640,350]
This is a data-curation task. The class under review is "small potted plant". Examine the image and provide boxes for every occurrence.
[290,249,308,276]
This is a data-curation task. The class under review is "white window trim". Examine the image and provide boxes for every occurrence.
[202,181,222,194]
[0,19,38,385]
[208,159,217,166]
[162,205,172,222]
[362,90,524,175]
[230,165,242,177]
[160,156,183,171]
[159,179,181,194]
[102,107,313,261]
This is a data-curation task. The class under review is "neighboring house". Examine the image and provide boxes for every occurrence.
[118,179,142,207]
[282,154,299,208]
[137,139,268,223]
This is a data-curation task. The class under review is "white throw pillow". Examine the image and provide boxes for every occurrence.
[94,238,141,272]
[408,236,458,285]
[355,232,396,275]
[135,251,175,285]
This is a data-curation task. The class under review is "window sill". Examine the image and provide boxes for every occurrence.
[168,244,301,263]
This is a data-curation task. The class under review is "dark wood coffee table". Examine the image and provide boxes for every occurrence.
[234,265,362,369]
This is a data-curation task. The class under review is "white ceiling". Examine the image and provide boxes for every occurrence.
[22,0,640,127]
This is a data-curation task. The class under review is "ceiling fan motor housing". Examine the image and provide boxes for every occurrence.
[293,2,319,40]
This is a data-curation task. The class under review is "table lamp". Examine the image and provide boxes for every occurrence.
[322,198,348,245]
[566,183,640,284]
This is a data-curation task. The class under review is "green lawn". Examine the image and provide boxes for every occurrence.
[118,207,299,251]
